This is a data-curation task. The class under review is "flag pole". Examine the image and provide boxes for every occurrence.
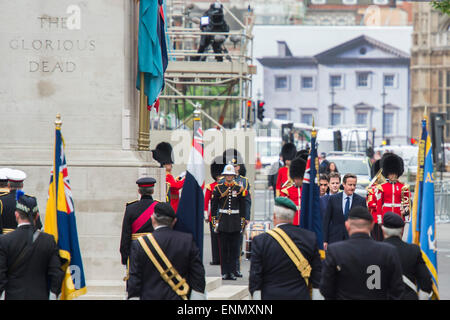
[138,72,150,150]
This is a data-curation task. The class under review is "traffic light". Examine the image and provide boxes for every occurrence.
[257,100,265,121]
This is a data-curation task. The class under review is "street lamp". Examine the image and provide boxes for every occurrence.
[381,84,387,143]
[330,84,336,126]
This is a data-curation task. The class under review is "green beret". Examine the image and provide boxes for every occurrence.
[274,197,297,212]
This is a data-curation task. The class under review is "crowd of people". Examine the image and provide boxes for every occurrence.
[0,139,434,300]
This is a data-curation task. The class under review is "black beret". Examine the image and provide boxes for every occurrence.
[16,191,38,215]
[383,211,404,228]
[136,177,156,187]
[348,206,373,222]
[154,202,176,219]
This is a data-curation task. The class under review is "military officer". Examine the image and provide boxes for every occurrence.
[249,197,322,300]
[127,202,206,300]
[376,153,411,222]
[275,143,297,197]
[0,169,10,195]
[211,164,246,280]
[0,169,42,234]
[222,148,250,277]
[280,157,307,226]
[0,192,64,300]
[366,159,386,241]
[152,142,185,213]
[120,177,158,273]
[204,156,224,266]
[382,212,432,300]
[320,206,404,300]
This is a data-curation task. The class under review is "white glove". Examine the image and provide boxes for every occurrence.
[178,171,186,179]
[0,291,4,300]
[311,288,324,300]
[418,290,432,300]
[49,292,58,300]
[190,290,206,300]
[128,296,140,300]
[204,211,209,222]
[252,290,261,300]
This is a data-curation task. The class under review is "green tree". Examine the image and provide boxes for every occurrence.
[431,0,450,15]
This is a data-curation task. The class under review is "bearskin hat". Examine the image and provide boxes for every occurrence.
[371,159,381,179]
[289,157,307,179]
[281,143,297,161]
[210,156,225,180]
[239,163,247,177]
[152,142,174,166]
[381,153,404,177]
[296,149,309,162]
[222,148,243,166]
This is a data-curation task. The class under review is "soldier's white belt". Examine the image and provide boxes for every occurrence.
[383,203,402,208]
[219,209,239,215]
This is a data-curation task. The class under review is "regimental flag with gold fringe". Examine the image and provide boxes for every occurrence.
[299,128,324,259]
[407,116,439,300]
[44,119,86,300]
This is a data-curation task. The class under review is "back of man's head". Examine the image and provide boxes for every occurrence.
[345,207,373,235]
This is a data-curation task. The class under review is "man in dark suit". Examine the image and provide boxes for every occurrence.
[127,202,206,300]
[320,206,404,300]
[0,193,64,300]
[323,173,367,250]
[249,197,322,300]
[382,212,432,300]
[120,177,157,269]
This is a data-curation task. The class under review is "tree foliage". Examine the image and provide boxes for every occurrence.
[431,0,450,15]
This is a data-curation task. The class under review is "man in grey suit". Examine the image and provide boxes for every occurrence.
[323,173,367,250]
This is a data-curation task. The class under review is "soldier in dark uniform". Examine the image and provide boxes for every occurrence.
[382,212,432,300]
[249,197,323,300]
[320,206,405,300]
[120,177,158,276]
[211,164,246,280]
[0,192,64,300]
[127,202,206,300]
[222,148,251,278]
[0,169,43,235]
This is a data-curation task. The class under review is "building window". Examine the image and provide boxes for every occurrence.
[343,0,357,4]
[384,74,395,87]
[330,75,342,88]
[357,72,370,88]
[301,113,313,125]
[275,110,289,120]
[275,76,289,90]
[356,112,368,125]
[447,71,450,87]
[384,112,394,135]
[331,112,341,126]
[301,76,314,89]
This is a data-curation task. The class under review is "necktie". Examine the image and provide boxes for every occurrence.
[344,196,350,219]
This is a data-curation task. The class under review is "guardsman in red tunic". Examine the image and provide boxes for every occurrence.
[204,156,224,266]
[366,159,386,241]
[280,157,306,226]
[375,153,411,224]
[152,142,185,213]
[276,143,297,197]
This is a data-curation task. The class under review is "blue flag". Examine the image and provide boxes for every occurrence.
[136,0,165,106]
[174,119,205,258]
[299,130,324,257]
[418,131,439,299]
[44,125,86,300]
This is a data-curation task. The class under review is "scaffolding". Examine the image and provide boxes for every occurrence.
[158,0,256,130]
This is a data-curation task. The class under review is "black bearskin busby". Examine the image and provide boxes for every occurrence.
[371,159,381,179]
[281,143,297,162]
[289,157,307,180]
[210,156,225,181]
[152,142,174,166]
[381,153,404,178]
[295,149,309,162]
[222,148,243,166]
